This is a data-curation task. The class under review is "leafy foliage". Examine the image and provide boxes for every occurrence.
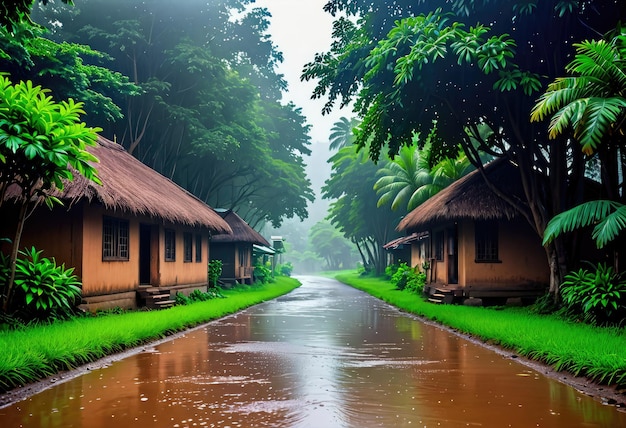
[0,19,140,124]
[208,260,223,288]
[253,263,273,284]
[308,221,356,270]
[0,74,100,313]
[322,144,399,274]
[531,28,626,156]
[306,0,624,297]
[175,288,224,305]
[390,262,426,294]
[374,128,473,213]
[29,0,313,229]
[560,263,626,326]
[275,262,293,277]
[543,200,626,249]
[0,247,81,321]
[0,0,72,33]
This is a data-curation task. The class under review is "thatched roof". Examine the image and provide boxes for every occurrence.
[50,136,231,233]
[211,209,270,246]
[397,159,523,232]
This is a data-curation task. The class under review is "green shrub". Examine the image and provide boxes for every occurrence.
[560,263,626,326]
[253,263,272,284]
[175,288,224,305]
[385,263,399,279]
[277,262,293,277]
[208,259,223,288]
[389,263,427,294]
[0,247,82,321]
[406,271,427,294]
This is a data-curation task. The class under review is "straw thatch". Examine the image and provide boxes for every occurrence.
[397,159,523,232]
[50,136,231,233]
[211,209,270,246]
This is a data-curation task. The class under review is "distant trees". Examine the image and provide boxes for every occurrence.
[322,143,399,275]
[309,221,356,270]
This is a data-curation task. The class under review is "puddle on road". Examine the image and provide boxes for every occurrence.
[1,275,625,427]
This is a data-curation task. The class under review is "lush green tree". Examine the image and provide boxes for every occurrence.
[305,0,625,295]
[0,14,139,125]
[30,0,313,228]
[0,74,101,313]
[323,146,398,274]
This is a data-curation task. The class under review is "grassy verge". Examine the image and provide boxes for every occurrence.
[335,271,626,388]
[0,277,300,392]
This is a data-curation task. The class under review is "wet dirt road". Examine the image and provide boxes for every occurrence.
[1,276,625,427]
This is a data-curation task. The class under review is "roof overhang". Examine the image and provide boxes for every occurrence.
[383,232,429,250]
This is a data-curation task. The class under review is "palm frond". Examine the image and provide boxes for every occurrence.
[547,99,588,139]
[576,97,626,154]
[543,200,623,245]
[592,205,626,248]
[531,78,591,123]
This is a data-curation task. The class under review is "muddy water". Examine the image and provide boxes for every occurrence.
[1,276,625,427]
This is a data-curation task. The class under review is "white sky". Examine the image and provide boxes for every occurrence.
[253,0,349,143]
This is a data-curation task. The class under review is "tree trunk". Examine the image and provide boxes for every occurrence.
[2,201,28,313]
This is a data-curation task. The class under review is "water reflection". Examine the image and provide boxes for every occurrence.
[1,276,624,427]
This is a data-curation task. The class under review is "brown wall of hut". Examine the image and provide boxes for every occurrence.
[459,218,549,289]
[0,204,84,278]
[411,218,549,289]
[156,223,208,287]
[80,204,140,296]
[211,243,236,279]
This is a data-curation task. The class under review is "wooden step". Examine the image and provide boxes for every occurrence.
[153,299,175,309]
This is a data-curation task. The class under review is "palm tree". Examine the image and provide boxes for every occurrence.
[534,27,626,249]
[375,133,474,213]
[329,116,360,151]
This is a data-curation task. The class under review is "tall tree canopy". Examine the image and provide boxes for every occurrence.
[305,0,626,294]
[323,145,398,274]
[11,0,314,228]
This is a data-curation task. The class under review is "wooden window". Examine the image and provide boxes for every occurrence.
[165,229,176,261]
[183,232,193,262]
[195,234,202,263]
[475,221,499,262]
[434,231,444,261]
[102,217,129,261]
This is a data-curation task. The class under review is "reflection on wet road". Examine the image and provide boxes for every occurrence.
[1,276,625,427]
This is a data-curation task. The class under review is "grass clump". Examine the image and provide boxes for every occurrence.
[335,271,626,388]
[0,277,300,392]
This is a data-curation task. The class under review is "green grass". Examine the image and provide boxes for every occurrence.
[335,271,626,387]
[0,277,300,392]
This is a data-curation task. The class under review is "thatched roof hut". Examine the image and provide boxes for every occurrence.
[211,209,270,246]
[53,135,231,234]
[397,159,523,232]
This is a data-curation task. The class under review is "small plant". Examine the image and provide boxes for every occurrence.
[208,259,223,288]
[390,262,426,294]
[385,263,399,279]
[253,263,272,284]
[278,262,293,277]
[175,288,224,305]
[560,262,626,326]
[0,247,82,321]
[406,271,427,294]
